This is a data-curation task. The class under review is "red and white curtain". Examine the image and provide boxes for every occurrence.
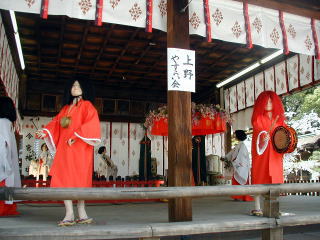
[226,54,320,115]
[0,0,319,58]
[0,15,21,133]
[21,117,225,177]
[96,122,145,178]
[225,54,320,130]
[21,116,53,176]
[21,118,148,177]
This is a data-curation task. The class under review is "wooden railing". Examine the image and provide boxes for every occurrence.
[284,179,320,196]
[1,183,320,240]
[20,179,165,203]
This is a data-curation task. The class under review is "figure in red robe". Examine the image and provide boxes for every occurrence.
[251,91,285,216]
[36,79,101,226]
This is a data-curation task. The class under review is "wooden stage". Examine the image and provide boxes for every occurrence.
[0,195,319,240]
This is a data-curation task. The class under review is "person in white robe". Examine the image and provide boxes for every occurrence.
[0,96,21,216]
[97,146,118,180]
[223,130,253,201]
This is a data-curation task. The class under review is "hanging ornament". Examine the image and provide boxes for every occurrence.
[34,138,41,158]
[60,116,71,128]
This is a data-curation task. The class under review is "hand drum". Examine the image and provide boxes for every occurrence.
[272,126,297,153]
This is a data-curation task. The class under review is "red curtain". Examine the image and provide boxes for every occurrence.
[151,114,226,136]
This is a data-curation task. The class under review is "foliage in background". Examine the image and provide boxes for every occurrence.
[283,86,320,119]
[283,86,320,135]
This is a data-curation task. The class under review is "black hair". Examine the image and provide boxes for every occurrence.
[63,78,95,105]
[98,146,106,154]
[41,143,48,151]
[235,130,247,141]
[0,96,17,123]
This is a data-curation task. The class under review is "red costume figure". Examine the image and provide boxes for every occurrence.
[251,91,286,216]
[36,80,101,226]
[43,99,100,188]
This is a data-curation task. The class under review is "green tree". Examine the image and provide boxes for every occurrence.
[283,86,320,120]
[300,87,320,117]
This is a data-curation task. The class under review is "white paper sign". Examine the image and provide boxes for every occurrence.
[167,48,195,92]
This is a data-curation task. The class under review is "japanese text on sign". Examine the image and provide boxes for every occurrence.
[167,48,195,92]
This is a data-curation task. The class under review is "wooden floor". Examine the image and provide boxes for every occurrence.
[0,195,319,240]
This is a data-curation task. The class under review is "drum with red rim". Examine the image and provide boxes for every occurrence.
[271,126,297,153]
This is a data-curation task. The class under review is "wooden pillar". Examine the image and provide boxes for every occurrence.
[167,0,192,222]
[262,189,283,240]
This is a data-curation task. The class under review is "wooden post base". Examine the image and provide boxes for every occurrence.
[262,189,283,240]
[262,227,283,240]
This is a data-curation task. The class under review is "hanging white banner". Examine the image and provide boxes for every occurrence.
[167,48,195,92]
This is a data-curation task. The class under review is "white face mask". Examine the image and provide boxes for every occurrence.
[71,81,83,97]
[265,98,273,111]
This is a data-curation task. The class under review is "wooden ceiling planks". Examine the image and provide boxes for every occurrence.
[16,11,275,106]
[4,0,315,119]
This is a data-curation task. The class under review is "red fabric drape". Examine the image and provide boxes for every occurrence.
[151,114,226,136]
[40,0,49,19]
[243,2,253,49]
[279,11,289,55]
[231,177,253,201]
[0,181,19,216]
[146,0,153,33]
[203,0,212,42]
[95,0,103,26]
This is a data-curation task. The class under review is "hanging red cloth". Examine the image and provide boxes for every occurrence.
[151,118,168,136]
[231,177,253,201]
[0,180,19,216]
[151,114,226,136]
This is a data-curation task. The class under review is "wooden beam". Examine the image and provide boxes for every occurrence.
[132,30,165,68]
[74,21,90,71]
[144,54,166,90]
[3,183,320,200]
[55,16,65,79]
[36,21,41,72]
[106,28,140,81]
[91,24,114,75]
[26,79,167,102]
[194,47,260,102]
[167,0,193,222]
[204,47,239,71]
[234,0,320,20]
[19,73,28,111]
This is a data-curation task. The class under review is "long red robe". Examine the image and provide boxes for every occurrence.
[251,113,284,184]
[44,100,101,188]
[231,177,253,201]
[0,180,19,215]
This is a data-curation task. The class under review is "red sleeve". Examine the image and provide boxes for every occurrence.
[74,102,101,146]
[43,106,67,155]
